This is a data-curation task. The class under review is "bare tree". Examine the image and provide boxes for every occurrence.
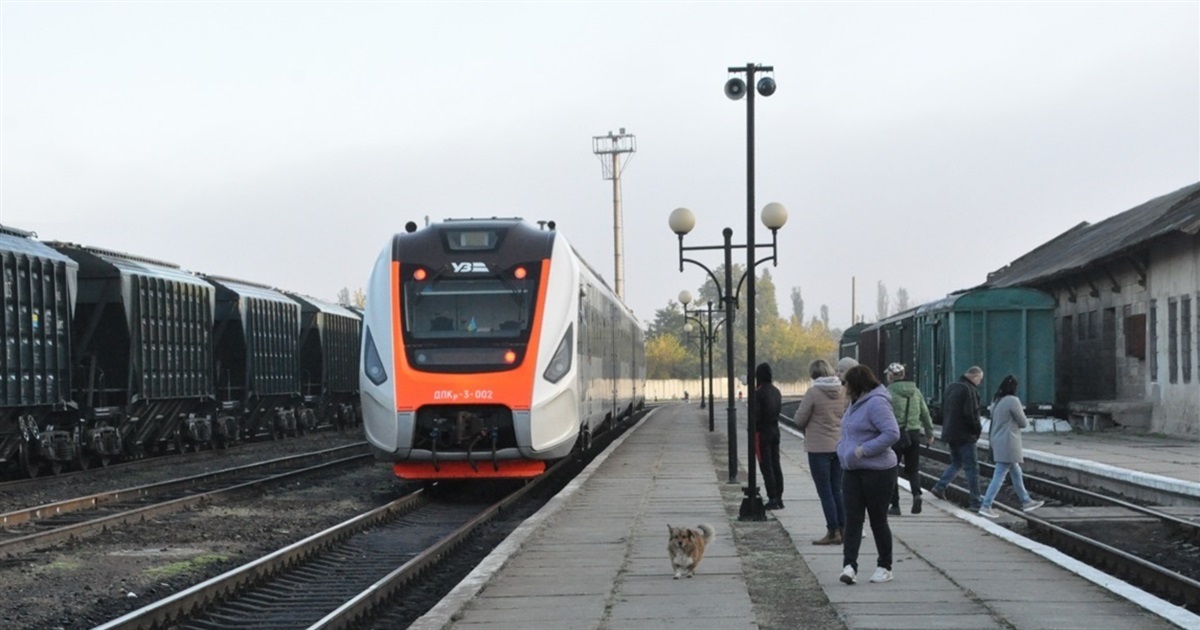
[876,281,890,321]
[337,287,351,306]
[820,304,829,329]
[895,287,910,313]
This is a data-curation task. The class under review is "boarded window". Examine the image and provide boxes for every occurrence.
[1169,298,1179,384]
[1125,313,1146,360]
[1183,296,1193,384]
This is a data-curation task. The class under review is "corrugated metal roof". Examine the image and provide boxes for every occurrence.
[287,292,360,319]
[982,182,1200,288]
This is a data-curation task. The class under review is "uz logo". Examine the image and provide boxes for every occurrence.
[451,262,489,273]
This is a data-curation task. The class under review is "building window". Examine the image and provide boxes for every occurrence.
[1169,298,1178,384]
[1183,296,1192,384]
[1150,300,1158,381]
[1125,313,1146,359]
[1089,310,1098,339]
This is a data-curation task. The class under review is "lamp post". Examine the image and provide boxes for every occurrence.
[668,205,787,494]
[680,293,724,431]
[725,61,780,522]
[682,320,705,411]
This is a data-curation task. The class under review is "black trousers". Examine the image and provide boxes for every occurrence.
[890,431,923,506]
[843,466,897,572]
[757,430,783,502]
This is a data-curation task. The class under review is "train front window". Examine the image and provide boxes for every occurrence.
[403,272,535,341]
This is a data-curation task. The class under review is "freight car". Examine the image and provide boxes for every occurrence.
[848,287,1058,421]
[0,225,362,477]
[360,218,646,481]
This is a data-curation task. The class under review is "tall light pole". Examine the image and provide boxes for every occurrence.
[592,129,636,301]
[726,62,778,521]
[669,205,786,490]
[681,293,724,432]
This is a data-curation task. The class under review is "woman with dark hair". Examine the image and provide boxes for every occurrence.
[978,375,1044,518]
[836,365,900,585]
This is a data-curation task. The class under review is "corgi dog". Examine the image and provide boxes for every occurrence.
[667,523,715,579]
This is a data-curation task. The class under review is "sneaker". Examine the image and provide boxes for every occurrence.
[978,506,1000,518]
[888,504,901,516]
[930,486,946,500]
[839,565,857,585]
[1021,499,1045,513]
[911,496,923,514]
[868,566,893,583]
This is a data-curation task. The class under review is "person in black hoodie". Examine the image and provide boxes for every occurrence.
[755,362,785,510]
[930,366,984,509]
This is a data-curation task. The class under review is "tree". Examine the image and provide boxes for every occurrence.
[337,287,351,306]
[876,281,889,321]
[647,300,687,341]
[895,287,910,313]
[352,288,367,308]
[820,304,829,330]
[645,334,691,379]
[790,287,804,325]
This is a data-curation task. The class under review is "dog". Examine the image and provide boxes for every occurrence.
[667,523,715,579]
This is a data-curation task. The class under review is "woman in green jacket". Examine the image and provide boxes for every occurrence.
[885,363,934,515]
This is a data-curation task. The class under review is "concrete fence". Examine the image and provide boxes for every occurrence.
[646,379,809,401]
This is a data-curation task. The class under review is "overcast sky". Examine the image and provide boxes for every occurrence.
[3,2,1197,329]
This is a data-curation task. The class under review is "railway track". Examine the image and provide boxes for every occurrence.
[93,454,564,629]
[93,408,646,629]
[920,444,1200,614]
[0,443,370,556]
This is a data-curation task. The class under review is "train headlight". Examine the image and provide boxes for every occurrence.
[363,327,389,385]
[543,323,573,383]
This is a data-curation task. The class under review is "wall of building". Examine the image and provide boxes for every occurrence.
[1147,232,1200,436]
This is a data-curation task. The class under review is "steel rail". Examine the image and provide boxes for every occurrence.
[308,456,569,629]
[0,451,370,556]
[93,489,429,630]
[0,442,366,527]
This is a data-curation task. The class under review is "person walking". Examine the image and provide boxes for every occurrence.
[837,365,900,585]
[836,356,858,382]
[794,359,848,545]
[884,363,934,516]
[755,362,785,510]
[978,375,1045,518]
[930,366,985,509]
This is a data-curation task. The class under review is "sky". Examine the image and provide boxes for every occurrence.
[2,2,1197,330]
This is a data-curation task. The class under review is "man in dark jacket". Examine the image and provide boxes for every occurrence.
[930,366,984,509]
[755,362,785,510]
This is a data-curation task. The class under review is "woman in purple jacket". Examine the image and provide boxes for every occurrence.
[837,365,900,585]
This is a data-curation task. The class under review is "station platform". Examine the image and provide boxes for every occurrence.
[411,403,1199,630]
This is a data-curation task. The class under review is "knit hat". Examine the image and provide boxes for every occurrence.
[835,357,858,376]
[886,362,905,377]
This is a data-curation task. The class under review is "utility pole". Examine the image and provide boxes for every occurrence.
[591,129,636,300]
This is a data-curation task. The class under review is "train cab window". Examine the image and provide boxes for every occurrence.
[403,271,538,341]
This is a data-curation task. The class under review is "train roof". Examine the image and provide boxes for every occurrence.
[286,292,361,319]
[981,181,1200,289]
[201,274,296,304]
[916,287,1056,316]
[0,225,78,267]
[46,241,211,288]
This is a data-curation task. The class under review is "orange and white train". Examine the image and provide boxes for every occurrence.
[359,218,645,481]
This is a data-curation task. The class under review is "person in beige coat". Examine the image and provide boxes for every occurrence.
[794,358,851,545]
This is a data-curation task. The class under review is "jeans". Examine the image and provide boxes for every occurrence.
[808,452,845,530]
[981,461,1032,508]
[842,467,897,572]
[933,440,981,508]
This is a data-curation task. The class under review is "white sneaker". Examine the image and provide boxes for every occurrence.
[1022,499,1045,512]
[839,564,856,584]
[978,506,1000,518]
[869,566,893,583]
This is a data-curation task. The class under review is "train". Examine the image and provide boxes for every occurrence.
[359,218,646,481]
[0,224,361,478]
[842,287,1058,421]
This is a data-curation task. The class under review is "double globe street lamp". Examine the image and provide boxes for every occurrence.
[680,292,725,428]
[668,203,787,500]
